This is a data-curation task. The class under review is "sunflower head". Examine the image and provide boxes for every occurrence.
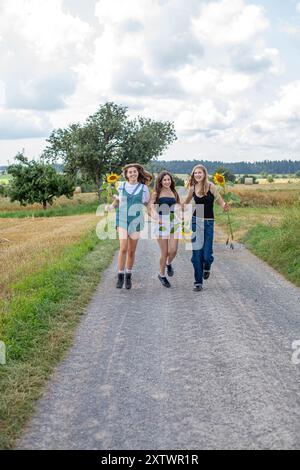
[107,173,120,184]
[213,173,225,186]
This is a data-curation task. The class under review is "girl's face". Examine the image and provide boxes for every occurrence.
[126,167,139,184]
[193,168,205,182]
[162,175,172,189]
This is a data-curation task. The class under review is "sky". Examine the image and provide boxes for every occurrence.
[1,0,300,165]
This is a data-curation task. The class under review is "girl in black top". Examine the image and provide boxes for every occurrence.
[184,165,229,291]
[149,171,181,288]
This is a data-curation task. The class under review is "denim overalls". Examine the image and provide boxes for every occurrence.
[116,183,145,234]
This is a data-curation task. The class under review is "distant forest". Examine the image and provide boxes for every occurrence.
[1,159,300,175]
[153,159,300,175]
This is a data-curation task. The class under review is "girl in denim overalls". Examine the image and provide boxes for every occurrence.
[183,165,229,291]
[111,163,152,289]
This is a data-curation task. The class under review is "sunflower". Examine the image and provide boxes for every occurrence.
[214,173,225,186]
[107,173,120,184]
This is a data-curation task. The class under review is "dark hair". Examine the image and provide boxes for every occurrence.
[154,171,180,203]
[122,163,153,185]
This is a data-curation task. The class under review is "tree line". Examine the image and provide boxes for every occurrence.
[153,159,300,175]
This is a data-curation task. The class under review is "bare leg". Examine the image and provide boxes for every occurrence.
[126,233,140,270]
[117,228,128,271]
[167,236,179,265]
[157,238,169,276]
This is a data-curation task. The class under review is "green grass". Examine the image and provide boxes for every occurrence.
[242,208,300,287]
[0,225,118,449]
[216,205,300,287]
[0,201,100,218]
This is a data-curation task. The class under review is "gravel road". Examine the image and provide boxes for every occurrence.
[17,224,300,450]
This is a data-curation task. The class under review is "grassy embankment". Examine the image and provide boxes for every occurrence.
[215,183,300,287]
[0,213,118,449]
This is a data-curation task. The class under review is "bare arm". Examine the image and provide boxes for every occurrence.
[182,186,194,205]
[147,191,159,219]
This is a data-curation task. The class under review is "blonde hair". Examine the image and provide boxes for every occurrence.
[122,163,153,185]
[188,164,210,195]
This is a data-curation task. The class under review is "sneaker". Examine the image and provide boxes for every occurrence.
[166,263,174,277]
[116,273,124,289]
[193,284,203,292]
[158,274,171,288]
[203,269,210,280]
[125,273,132,290]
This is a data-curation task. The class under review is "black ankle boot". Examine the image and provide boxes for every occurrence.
[166,263,174,277]
[158,274,171,288]
[125,272,132,290]
[116,273,124,289]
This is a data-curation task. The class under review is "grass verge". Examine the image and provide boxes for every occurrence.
[0,228,118,449]
[216,205,300,287]
[242,208,300,287]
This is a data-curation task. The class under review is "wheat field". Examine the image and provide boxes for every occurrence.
[0,214,99,300]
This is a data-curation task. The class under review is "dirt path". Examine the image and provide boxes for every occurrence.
[17,224,300,450]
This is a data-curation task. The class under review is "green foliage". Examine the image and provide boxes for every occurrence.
[295,170,300,178]
[243,209,300,286]
[43,102,177,197]
[7,153,75,209]
[267,175,274,183]
[154,159,300,175]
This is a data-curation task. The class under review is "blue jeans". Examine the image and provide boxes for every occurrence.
[191,217,214,285]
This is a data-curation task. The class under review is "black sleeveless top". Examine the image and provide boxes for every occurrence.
[193,184,215,219]
[157,196,177,216]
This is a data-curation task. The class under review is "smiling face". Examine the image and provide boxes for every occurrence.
[162,174,172,189]
[193,167,206,183]
[125,166,139,184]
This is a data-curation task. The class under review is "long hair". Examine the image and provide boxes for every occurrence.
[122,163,153,185]
[188,164,210,195]
[154,171,180,203]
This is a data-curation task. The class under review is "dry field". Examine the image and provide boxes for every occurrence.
[231,182,300,206]
[0,214,99,300]
[0,192,98,212]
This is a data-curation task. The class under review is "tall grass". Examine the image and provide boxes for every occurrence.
[242,207,300,287]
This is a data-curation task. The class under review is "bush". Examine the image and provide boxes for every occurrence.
[267,175,274,183]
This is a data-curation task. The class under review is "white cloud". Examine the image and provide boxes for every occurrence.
[192,0,269,46]
[0,0,298,162]
[0,109,51,140]
[222,81,300,151]
[0,0,94,111]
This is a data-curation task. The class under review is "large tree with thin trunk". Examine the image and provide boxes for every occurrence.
[43,102,177,199]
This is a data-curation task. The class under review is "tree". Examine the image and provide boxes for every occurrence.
[7,153,75,209]
[43,102,177,199]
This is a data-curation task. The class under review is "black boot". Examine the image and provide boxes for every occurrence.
[203,269,210,280]
[125,272,132,290]
[158,274,171,288]
[116,273,124,289]
[166,263,174,277]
